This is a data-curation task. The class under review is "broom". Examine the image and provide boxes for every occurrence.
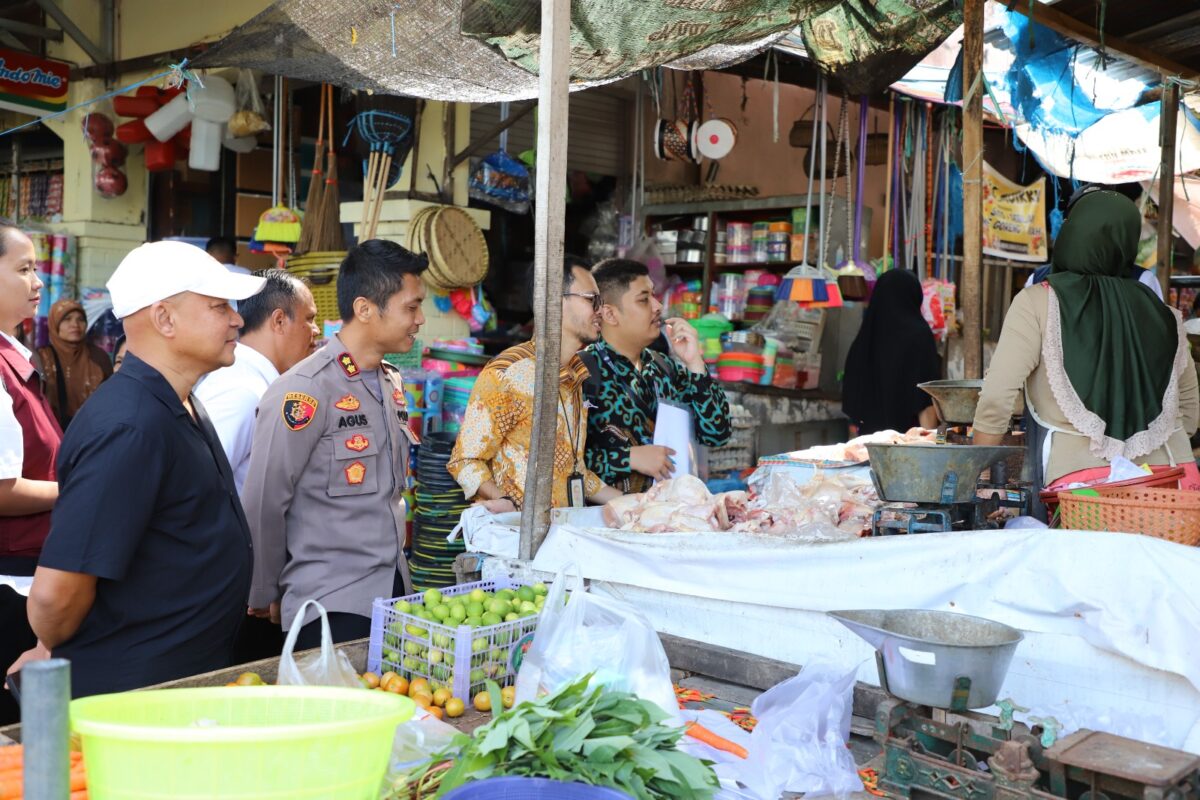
[295,83,328,254]
[313,83,344,252]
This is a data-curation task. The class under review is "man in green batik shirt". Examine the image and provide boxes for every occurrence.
[581,258,731,494]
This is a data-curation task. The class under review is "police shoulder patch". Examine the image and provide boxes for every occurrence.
[337,352,360,377]
[282,392,318,431]
[334,394,361,411]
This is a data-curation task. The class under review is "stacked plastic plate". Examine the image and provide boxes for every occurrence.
[409,432,469,591]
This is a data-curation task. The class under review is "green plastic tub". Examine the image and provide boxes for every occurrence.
[71,686,415,799]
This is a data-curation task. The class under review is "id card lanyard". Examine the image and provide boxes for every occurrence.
[557,389,586,508]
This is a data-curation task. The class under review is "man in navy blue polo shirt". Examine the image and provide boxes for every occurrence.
[26,241,265,697]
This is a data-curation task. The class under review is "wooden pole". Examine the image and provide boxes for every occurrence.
[518,0,571,562]
[962,0,985,380]
[883,93,893,270]
[1157,81,1179,301]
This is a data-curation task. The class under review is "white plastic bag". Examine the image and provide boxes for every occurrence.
[739,661,864,800]
[448,505,520,558]
[277,600,363,688]
[513,564,678,720]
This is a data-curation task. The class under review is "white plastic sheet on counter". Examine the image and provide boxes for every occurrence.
[529,524,1200,752]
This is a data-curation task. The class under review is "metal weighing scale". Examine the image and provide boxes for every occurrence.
[830,609,1200,800]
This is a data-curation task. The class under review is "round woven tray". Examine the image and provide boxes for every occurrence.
[1057,487,1200,546]
[406,206,488,290]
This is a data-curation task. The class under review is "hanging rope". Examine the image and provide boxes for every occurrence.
[0,59,198,139]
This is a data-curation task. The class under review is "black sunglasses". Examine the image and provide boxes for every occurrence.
[563,291,602,311]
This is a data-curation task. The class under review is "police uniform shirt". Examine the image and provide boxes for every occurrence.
[241,334,411,632]
[38,353,252,697]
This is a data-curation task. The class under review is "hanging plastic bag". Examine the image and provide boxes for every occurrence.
[276,599,363,688]
[513,563,679,721]
[468,151,531,214]
[448,505,520,558]
[738,660,864,800]
[228,69,270,137]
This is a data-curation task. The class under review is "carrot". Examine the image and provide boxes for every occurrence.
[0,773,22,800]
[685,722,749,759]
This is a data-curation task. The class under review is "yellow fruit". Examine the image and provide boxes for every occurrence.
[392,676,410,696]
[408,677,430,698]
[432,688,452,707]
[427,706,445,720]
[501,686,516,709]
[385,681,405,694]
[361,672,380,689]
[444,697,465,718]
[412,691,434,709]
[379,671,399,690]
[473,691,492,712]
[234,672,265,686]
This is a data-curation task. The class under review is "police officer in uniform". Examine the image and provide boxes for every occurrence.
[242,240,426,648]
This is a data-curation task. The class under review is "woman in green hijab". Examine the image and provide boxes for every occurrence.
[973,191,1200,492]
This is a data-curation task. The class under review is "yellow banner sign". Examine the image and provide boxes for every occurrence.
[982,163,1048,263]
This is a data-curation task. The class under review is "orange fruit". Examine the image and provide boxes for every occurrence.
[473,691,492,712]
[444,697,465,718]
[361,672,380,689]
[392,676,410,696]
[432,688,452,708]
[385,681,405,694]
[379,671,399,690]
[427,706,445,720]
[501,686,516,709]
[408,677,430,697]
[412,691,434,708]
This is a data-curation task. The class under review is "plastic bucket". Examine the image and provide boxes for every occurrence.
[72,686,414,799]
[441,776,634,799]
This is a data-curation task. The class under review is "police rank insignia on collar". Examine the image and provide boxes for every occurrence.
[344,461,366,485]
[334,394,360,411]
[282,392,318,431]
[337,352,360,377]
[392,388,406,407]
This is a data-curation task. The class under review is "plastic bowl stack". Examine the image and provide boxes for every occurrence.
[410,432,469,591]
[716,352,766,383]
[441,376,478,434]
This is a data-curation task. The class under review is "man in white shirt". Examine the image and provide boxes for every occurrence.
[195,269,319,494]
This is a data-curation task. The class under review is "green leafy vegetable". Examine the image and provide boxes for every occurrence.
[421,675,719,799]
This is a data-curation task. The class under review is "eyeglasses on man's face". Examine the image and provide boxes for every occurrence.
[563,291,602,311]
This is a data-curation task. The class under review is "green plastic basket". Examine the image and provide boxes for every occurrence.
[71,686,415,800]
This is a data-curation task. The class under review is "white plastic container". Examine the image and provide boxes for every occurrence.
[188,119,223,171]
[144,93,192,142]
[222,131,258,153]
[188,74,236,123]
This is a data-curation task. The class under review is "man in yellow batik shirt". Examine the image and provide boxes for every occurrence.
[447,259,622,511]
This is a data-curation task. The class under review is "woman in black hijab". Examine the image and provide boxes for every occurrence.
[842,268,941,434]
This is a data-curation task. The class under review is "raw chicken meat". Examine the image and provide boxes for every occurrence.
[602,471,879,536]
[780,428,937,465]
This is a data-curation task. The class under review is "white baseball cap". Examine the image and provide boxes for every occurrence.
[107,241,267,319]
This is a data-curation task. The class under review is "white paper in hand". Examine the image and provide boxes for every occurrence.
[652,400,694,480]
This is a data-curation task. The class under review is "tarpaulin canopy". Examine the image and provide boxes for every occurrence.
[195,0,963,102]
[890,2,1200,184]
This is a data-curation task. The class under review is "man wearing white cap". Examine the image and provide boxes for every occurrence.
[26,241,266,697]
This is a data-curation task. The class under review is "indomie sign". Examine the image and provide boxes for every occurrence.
[0,48,69,117]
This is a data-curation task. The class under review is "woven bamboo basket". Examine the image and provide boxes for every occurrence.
[1057,487,1200,546]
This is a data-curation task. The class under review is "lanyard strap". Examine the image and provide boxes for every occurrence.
[557,387,582,472]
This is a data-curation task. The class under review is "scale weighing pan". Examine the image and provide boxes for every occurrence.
[829,609,1022,710]
[917,380,984,425]
[867,443,1021,505]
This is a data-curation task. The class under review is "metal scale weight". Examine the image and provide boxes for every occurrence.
[869,380,1033,535]
[830,609,1200,800]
